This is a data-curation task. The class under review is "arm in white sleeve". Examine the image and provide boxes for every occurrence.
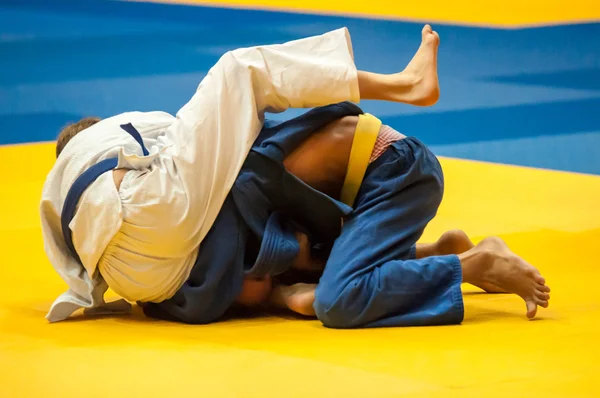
[161,27,360,245]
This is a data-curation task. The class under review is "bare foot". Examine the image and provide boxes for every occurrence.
[417,230,506,293]
[438,231,507,293]
[393,25,440,106]
[472,279,507,294]
[269,283,317,317]
[461,237,551,319]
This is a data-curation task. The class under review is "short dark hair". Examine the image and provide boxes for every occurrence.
[56,117,101,158]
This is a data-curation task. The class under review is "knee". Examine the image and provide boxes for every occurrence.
[428,172,444,213]
[423,149,445,206]
[313,282,363,329]
[313,294,346,329]
[413,150,445,220]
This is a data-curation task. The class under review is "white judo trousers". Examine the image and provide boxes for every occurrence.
[41,28,361,322]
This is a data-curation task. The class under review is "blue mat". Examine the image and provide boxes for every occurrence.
[1,0,599,174]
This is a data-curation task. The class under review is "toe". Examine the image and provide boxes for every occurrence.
[535,297,549,308]
[537,283,551,293]
[526,300,538,319]
[534,274,546,285]
[536,292,550,301]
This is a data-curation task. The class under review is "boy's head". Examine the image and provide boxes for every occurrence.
[56,117,101,158]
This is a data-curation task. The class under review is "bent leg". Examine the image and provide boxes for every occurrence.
[281,123,550,324]
[312,137,550,327]
[313,138,462,328]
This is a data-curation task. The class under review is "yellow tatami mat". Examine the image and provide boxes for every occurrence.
[1,142,598,397]
[153,0,600,26]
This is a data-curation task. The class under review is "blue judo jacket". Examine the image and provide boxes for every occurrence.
[141,102,361,324]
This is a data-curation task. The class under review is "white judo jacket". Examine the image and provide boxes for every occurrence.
[40,28,360,322]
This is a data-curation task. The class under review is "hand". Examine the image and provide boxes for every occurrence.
[292,232,325,272]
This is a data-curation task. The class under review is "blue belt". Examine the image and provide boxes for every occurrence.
[60,123,149,263]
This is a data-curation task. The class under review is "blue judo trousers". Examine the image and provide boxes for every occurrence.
[138,103,463,327]
[314,138,464,328]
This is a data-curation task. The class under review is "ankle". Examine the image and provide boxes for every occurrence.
[392,71,419,92]
[459,248,492,284]
[358,71,397,101]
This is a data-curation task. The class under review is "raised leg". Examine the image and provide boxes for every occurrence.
[359,25,440,106]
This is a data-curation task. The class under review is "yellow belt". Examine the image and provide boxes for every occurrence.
[340,113,382,207]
